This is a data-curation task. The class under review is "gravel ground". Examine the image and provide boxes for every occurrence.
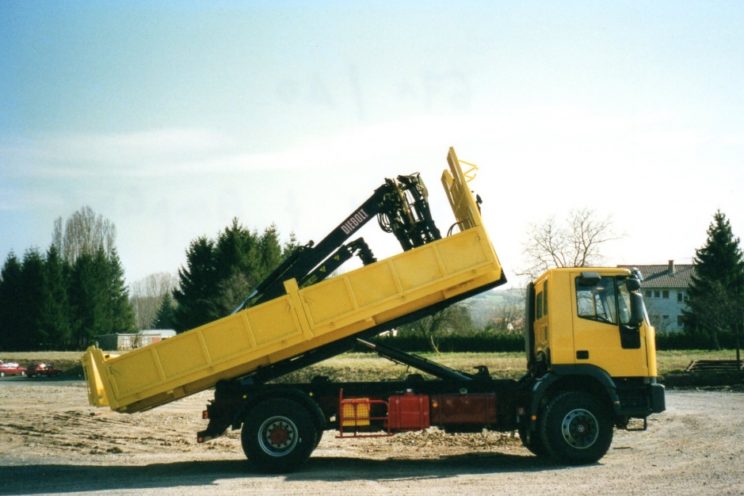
[0,379,742,496]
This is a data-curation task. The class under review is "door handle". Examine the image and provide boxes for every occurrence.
[576,350,589,360]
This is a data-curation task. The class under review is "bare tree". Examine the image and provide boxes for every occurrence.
[490,299,524,334]
[521,208,616,279]
[53,206,116,264]
[129,272,177,329]
[398,304,473,353]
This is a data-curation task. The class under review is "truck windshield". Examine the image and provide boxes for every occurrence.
[576,277,618,324]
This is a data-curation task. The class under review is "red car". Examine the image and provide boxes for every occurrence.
[26,362,63,378]
[0,360,27,377]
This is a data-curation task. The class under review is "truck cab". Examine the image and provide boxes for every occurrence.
[529,267,656,378]
[520,267,665,461]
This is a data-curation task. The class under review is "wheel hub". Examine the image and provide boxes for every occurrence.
[561,408,599,449]
[268,423,291,447]
[258,416,299,456]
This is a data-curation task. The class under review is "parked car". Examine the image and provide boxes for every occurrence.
[0,360,27,377]
[26,362,63,378]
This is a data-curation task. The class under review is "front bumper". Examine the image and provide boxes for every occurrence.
[649,382,666,413]
[616,380,666,417]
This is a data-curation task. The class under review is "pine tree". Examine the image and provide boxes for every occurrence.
[214,219,257,314]
[69,252,109,348]
[683,210,744,348]
[18,249,47,350]
[0,253,23,350]
[173,237,220,331]
[154,292,176,329]
[282,232,301,259]
[212,222,285,314]
[257,225,283,282]
[39,245,72,349]
[104,249,136,334]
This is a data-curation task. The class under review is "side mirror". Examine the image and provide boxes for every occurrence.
[629,292,645,327]
[626,277,641,292]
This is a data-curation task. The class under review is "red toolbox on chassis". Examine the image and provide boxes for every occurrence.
[387,393,430,431]
[430,394,499,425]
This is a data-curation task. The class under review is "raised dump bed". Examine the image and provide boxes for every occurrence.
[82,148,504,413]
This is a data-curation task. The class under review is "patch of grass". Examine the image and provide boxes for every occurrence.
[274,351,527,383]
[656,349,740,374]
[0,351,83,361]
[277,350,740,383]
[3,349,740,382]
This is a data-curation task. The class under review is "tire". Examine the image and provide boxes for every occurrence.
[519,422,547,457]
[241,398,318,473]
[313,428,323,449]
[540,391,613,465]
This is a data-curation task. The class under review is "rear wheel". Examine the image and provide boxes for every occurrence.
[540,391,613,465]
[241,398,318,473]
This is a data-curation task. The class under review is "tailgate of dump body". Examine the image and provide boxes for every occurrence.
[81,346,109,406]
[82,147,505,413]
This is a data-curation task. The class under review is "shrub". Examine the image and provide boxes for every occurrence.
[656,330,740,350]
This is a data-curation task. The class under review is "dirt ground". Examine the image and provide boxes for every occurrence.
[0,379,743,496]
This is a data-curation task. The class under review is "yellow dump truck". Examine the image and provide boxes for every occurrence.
[82,148,664,472]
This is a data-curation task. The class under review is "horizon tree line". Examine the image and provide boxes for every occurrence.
[0,207,741,351]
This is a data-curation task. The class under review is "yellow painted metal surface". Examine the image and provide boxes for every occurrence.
[82,148,504,413]
[539,267,658,378]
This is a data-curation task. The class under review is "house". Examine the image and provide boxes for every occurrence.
[98,329,177,351]
[619,260,695,332]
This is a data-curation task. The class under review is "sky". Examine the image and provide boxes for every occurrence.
[1,0,743,288]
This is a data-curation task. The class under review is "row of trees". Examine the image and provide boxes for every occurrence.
[1,204,740,352]
[0,207,134,351]
[0,209,294,350]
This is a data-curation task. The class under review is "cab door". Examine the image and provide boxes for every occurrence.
[571,273,649,377]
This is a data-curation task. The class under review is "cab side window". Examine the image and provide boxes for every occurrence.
[543,281,548,316]
[536,290,543,319]
[535,281,548,320]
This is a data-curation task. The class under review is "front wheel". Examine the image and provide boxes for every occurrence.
[241,398,318,473]
[519,422,547,457]
[540,391,613,465]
